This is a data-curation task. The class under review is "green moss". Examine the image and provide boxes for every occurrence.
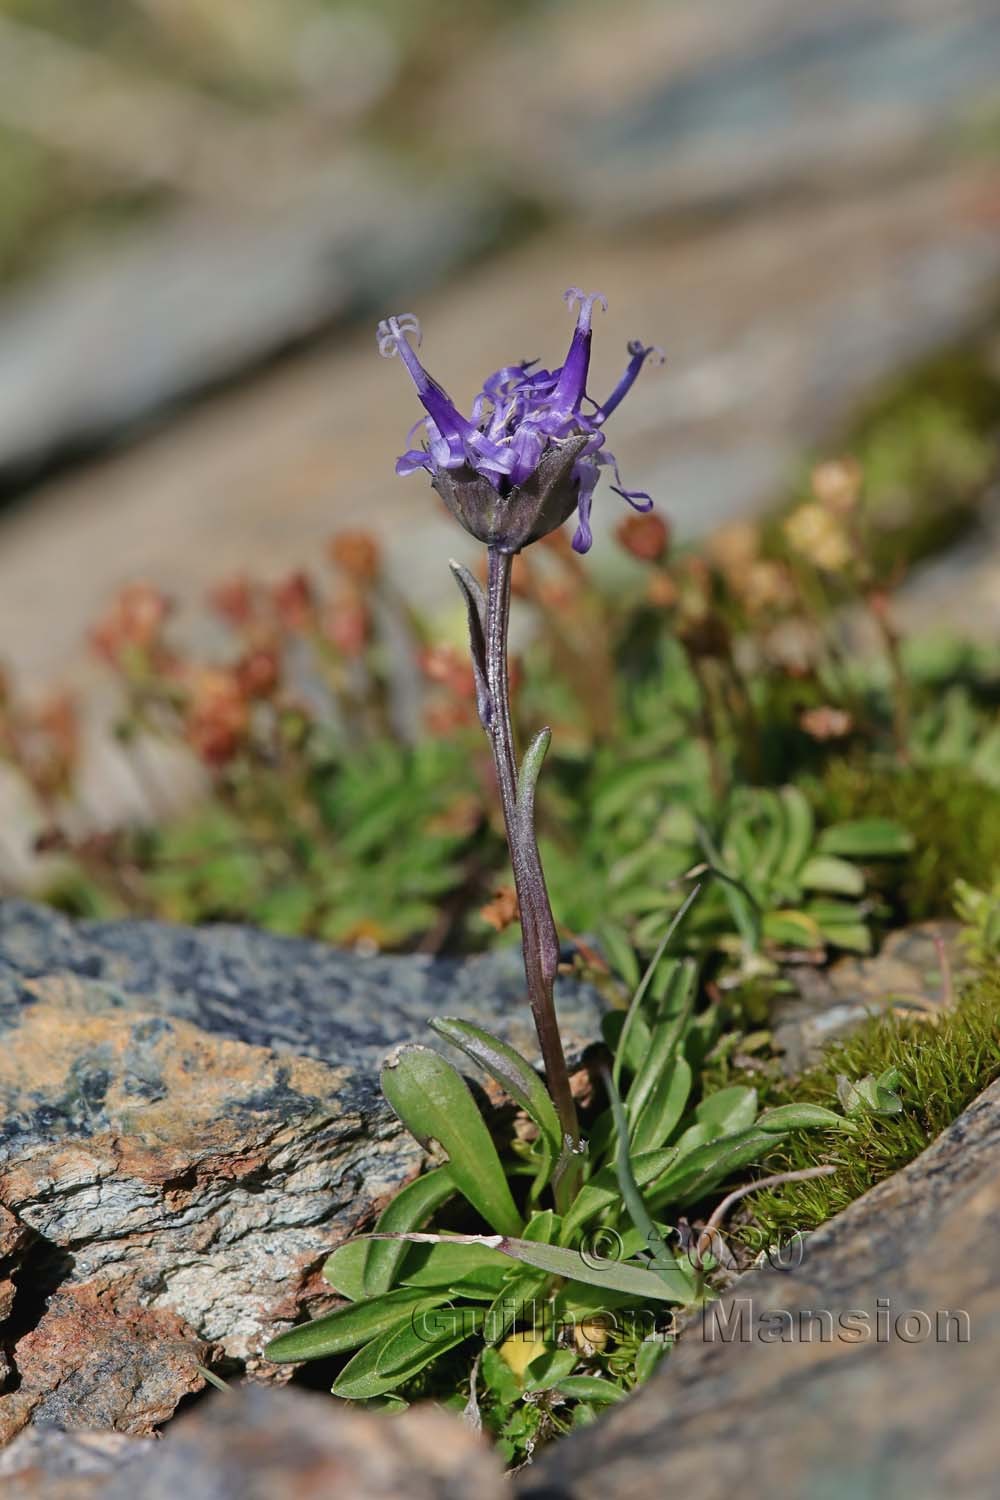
[745,962,1000,1242]
[813,759,1000,920]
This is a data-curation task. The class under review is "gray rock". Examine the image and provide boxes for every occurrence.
[0,1386,507,1500]
[0,901,604,1439]
[520,1076,1000,1500]
[457,0,1000,218]
[0,1426,143,1500]
[772,920,962,1075]
[0,158,507,485]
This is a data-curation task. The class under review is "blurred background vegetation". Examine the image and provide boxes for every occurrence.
[0,0,998,967]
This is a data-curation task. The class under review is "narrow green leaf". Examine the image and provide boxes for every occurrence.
[604,1067,694,1299]
[332,1307,484,1401]
[363,1166,455,1297]
[523,1209,560,1244]
[613,884,703,1092]
[631,1053,692,1155]
[449,559,490,727]
[634,1338,669,1383]
[799,854,865,896]
[763,909,822,948]
[322,1236,370,1301]
[429,1017,561,1198]
[776,785,815,881]
[397,1237,513,1296]
[559,1148,678,1244]
[524,1348,578,1393]
[516,727,552,818]
[757,1103,855,1132]
[695,1085,758,1135]
[817,819,914,858]
[597,923,640,992]
[816,921,873,954]
[265,1287,448,1364]
[556,1375,627,1404]
[626,958,697,1126]
[380,1045,522,1237]
[368,1233,689,1304]
[647,1127,781,1210]
[482,1266,549,1346]
[695,825,762,952]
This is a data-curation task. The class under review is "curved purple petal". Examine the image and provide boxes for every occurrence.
[549,288,607,419]
[596,340,665,424]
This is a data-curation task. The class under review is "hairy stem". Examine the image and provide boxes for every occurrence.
[484,547,579,1157]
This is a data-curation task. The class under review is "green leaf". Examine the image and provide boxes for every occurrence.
[799,855,865,896]
[373,1232,690,1304]
[816,920,873,954]
[695,823,762,951]
[556,1375,627,1404]
[776,786,815,881]
[448,560,489,725]
[604,1066,693,1299]
[380,1045,522,1237]
[695,1085,758,1136]
[634,1339,669,1384]
[332,1307,484,1400]
[763,909,822,948]
[265,1286,449,1364]
[516,727,552,817]
[559,1148,679,1244]
[626,958,697,1124]
[523,1210,560,1244]
[613,885,703,1092]
[647,1127,782,1209]
[631,1053,692,1155]
[363,1167,455,1297]
[429,1018,561,1198]
[757,1103,854,1132]
[817,819,914,858]
[836,1071,903,1117]
[597,923,640,992]
[482,1345,521,1404]
[483,1266,549,1345]
[524,1347,579,1393]
[323,1237,370,1301]
[397,1237,514,1296]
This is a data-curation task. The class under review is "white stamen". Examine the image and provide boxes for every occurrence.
[628,339,665,364]
[376,312,422,358]
[563,287,608,319]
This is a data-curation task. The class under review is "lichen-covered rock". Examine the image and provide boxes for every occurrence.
[520,1076,1000,1500]
[0,901,603,1440]
[0,1290,207,1445]
[0,1386,507,1499]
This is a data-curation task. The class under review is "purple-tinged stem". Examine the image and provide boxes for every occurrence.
[484,548,579,1157]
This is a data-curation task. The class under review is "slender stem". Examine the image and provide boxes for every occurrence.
[484,548,579,1155]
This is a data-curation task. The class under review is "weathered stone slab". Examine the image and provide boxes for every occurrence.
[0,901,603,1439]
[773,920,961,1075]
[520,1076,1000,1500]
[0,1427,142,1500]
[0,1386,507,1499]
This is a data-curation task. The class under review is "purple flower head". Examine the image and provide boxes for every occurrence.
[377,290,662,554]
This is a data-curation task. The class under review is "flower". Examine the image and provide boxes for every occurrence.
[377,289,661,554]
[811,457,861,515]
[799,705,854,741]
[783,502,853,573]
[616,511,670,562]
[328,530,381,584]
